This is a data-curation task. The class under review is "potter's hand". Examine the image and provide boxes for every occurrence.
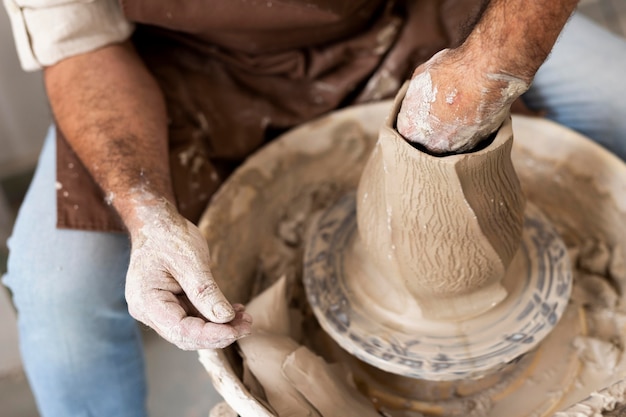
[124,197,252,350]
[397,48,529,154]
[397,0,580,153]
[43,42,252,349]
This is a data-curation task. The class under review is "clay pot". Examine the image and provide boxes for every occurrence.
[354,86,525,321]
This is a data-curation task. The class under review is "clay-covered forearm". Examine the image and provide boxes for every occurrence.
[463,0,579,82]
[44,41,173,233]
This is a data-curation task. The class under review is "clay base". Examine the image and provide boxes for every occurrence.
[304,193,572,380]
[314,306,583,416]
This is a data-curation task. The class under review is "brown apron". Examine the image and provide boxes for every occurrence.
[55,0,487,232]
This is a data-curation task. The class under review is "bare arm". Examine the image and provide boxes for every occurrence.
[398,0,579,153]
[45,41,251,349]
[465,0,579,81]
[44,42,173,221]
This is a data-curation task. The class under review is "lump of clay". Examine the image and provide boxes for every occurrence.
[241,271,378,416]
[282,346,379,417]
[238,334,320,417]
[246,275,290,335]
[239,277,320,416]
[610,245,626,294]
[572,336,621,374]
[578,240,611,276]
[571,272,619,310]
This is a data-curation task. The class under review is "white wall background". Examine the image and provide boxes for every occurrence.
[0,8,51,178]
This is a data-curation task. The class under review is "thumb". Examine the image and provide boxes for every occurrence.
[178,268,236,324]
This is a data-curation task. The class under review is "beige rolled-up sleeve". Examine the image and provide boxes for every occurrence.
[3,0,134,71]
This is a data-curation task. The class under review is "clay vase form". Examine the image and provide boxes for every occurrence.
[301,95,571,379]
[355,85,526,321]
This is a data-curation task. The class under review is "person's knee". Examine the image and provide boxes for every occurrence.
[4,232,138,389]
[523,12,626,159]
[593,113,626,161]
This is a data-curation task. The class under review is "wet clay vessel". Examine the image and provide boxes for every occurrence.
[303,85,572,380]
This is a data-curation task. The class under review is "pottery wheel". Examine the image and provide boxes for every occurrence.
[304,192,573,381]
[198,100,626,416]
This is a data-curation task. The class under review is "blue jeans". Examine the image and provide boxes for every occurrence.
[3,12,626,417]
[523,13,626,160]
[3,130,147,417]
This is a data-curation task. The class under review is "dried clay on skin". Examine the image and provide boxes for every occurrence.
[124,191,250,349]
[396,51,528,153]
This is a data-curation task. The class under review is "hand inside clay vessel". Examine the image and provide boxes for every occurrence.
[397,47,529,154]
[124,197,252,350]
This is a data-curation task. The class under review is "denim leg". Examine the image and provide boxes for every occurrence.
[523,12,626,160]
[2,127,147,417]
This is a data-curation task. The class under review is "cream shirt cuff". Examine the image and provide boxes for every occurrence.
[3,0,134,71]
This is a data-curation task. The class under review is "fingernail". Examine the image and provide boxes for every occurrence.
[213,301,235,320]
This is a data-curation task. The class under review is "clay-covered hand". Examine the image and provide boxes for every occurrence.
[124,198,252,350]
[397,48,529,154]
